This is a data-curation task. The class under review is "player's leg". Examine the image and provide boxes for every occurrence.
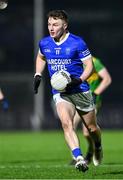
[68,91,95,165]
[55,98,88,172]
[82,124,94,164]
[73,111,81,130]
[69,111,81,165]
[69,111,94,165]
[82,110,103,166]
[72,111,94,165]
[56,101,79,149]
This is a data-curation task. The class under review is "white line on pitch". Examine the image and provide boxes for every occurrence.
[0,164,123,169]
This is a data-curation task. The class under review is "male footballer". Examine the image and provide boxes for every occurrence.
[33,10,103,172]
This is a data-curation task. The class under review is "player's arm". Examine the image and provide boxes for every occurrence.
[66,38,93,90]
[66,56,94,90]
[94,67,112,95]
[80,56,93,81]
[33,51,46,94]
[35,51,46,75]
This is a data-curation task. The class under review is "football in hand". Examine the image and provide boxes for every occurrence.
[50,70,71,92]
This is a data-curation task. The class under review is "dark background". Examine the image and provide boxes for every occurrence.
[0,0,123,130]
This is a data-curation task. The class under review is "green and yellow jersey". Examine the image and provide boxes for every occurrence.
[87,57,105,111]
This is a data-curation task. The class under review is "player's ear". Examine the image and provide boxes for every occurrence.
[63,22,68,30]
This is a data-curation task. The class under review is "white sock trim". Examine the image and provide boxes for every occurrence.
[34,73,42,77]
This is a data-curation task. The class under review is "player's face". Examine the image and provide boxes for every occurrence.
[48,17,67,40]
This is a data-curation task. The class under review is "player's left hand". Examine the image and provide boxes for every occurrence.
[66,77,82,91]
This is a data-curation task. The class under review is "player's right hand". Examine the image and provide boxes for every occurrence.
[33,74,42,94]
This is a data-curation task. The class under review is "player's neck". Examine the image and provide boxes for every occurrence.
[54,31,68,42]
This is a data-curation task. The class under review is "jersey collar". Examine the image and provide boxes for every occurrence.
[53,32,70,46]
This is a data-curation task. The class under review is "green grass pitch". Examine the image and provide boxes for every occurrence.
[0,130,123,179]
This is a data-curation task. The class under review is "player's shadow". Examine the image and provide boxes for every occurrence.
[105,162,123,165]
[102,171,123,175]
[102,163,123,176]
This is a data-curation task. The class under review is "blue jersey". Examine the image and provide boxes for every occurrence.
[39,32,92,95]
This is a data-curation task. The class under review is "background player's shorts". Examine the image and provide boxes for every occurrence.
[53,91,95,112]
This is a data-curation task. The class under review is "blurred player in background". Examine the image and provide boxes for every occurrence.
[70,56,112,165]
[33,10,103,172]
[0,88,9,111]
[0,1,9,111]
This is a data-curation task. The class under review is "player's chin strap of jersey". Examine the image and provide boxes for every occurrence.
[33,73,42,94]
[66,76,82,91]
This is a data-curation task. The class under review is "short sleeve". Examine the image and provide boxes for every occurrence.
[39,40,44,55]
[77,38,92,61]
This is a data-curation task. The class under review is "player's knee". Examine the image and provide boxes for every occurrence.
[83,127,89,137]
[83,129,89,137]
[61,121,72,131]
[88,124,98,132]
